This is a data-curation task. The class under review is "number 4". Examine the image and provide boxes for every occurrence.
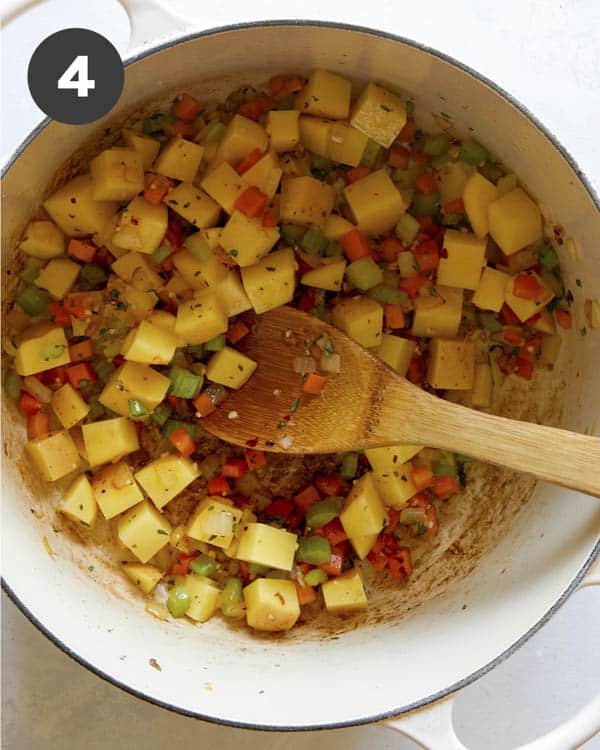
[58,55,95,98]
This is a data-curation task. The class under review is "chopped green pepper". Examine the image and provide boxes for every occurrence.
[151,402,172,427]
[346,257,383,291]
[280,224,306,247]
[19,258,44,284]
[433,451,457,477]
[324,240,343,257]
[301,228,328,255]
[535,242,559,272]
[248,562,270,576]
[168,366,203,399]
[422,133,449,157]
[78,263,107,290]
[459,138,488,166]
[340,452,359,480]
[128,399,149,419]
[142,112,176,134]
[479,312,503,332]
[297,535,331,564]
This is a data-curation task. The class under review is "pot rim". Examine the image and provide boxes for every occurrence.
[2,18,599,733]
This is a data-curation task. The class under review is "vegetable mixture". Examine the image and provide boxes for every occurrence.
[4,69,575,632]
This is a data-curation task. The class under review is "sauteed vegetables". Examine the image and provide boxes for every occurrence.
[4,70,573,632]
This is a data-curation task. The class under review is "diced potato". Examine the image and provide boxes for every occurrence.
[236,522,298,571]
[59,474,97,527]
[90,148,144,201]
[154,136,204,182]
[244,578,300,632]
[92,213,125,258]
[19,220,65,259]
[331,296,383,348]
[339,472,387,538]
[215,270,252,317]
[374,333,415,376]
[165,183,220,229]
[43,174,118,237]
[488,188,542,256]
[298,116,332,158]
[122,562,163,594]
[122,129,161,169]
[215,115,269,166]
[372,464,417,508]
[199,227,224,250]
[135,454,200,510]
[438,161,473,205]
[540,334,561,367]
[241,247,298,314]
[106,278,158,321]
[365,445,423,474]
[295,69,352,120]
[504,272,554,322]
[279,176,335,228]
[267,110,300,152]
[328,123,368,167]
[186,497,243,549]
[472,266,511,312]
[462,173,497,238]
[206,346,257,389]
[437,229,486,290]
[111,251,163,291]
[121,320,178,365]
[117,500,172,563]
[344,169,406,236]
[82,417,140,467]
[184,574,221,622]
[412,286,463,338]
[350,82,407,148]
[148,309,180,339]
[427,338,475,390]
[99,361,170,417]
[172,249,228,289]
[532,308,556,335]
[322,568,367,614]
[201,162,248,214]
[301,260,346,291]
[243,151,282,201]
[224,507,257,558]
[220,211,280,267]
[472,363,493,408]
[15,327,70,376]
[496,173,518,198]
[26,430,81,481]
[279,153,310,177]
[92,461,144,520]
[51,383,90,429]
[323,213,355,240]
[175,290,228,345]
[349,534,378,560]
[113,196,168,255]
[34,258,80,300]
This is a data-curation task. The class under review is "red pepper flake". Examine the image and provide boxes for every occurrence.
[245,437,259,448]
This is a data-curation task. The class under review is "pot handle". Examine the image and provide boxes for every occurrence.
[384,560,600,750]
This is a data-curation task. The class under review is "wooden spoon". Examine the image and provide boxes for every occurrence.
[202,307,600,498]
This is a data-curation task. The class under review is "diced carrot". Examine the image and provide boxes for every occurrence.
[380,236,404,262]
[367,541,389,570]
[239,97,273,121]
[18,392,41,416]
[500,303,520,326]
[443,197,464,214]
[67,363,96,390]
[49,302,72,327]
[295,581,317,605]
[234,186,268,218]
[227,320,250,344]
[172,93,202,121]
[222,459,249,479]
[555,309,573,329]
[397,117,416,144]
[166,394,181,409]
[399,273,426,298]
[170,552,198,576]
[294,485,320,510]
[169,119,195,138]
[319,518,347,546]
[207,474,232,496]
[269,74,303,96]
[302,373,326,395]
[385,303,405,329]
[262,207,278,227]
[192,391,216,418]
[245,448,267,469]
[414,238,439,271]
[168,427,196,457]
[409,149,430,168]
[68,339,93,362]
[407,353,426,385]
[386,508,401,534]
[264,499,294,520]
[411,465,434,491]
[388,144,410,169]
[513,273,541,300]
[236,147,264,175]
[345,165,371,184]
[319,545,344,576]
[27,412,50,440]
[416,216,436,234]
[433,475,460,498]
[166,218,185,250]
[315,475,350,497]
[503,328,525,346]
[144,183,169,205]
[414,172,438,196]
[389,548,412,579]
[340,228,371,261]
[67,239,96,262]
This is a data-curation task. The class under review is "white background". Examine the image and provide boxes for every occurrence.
[1,1,599,748]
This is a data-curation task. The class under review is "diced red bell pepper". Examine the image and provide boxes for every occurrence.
[48,302,72,327]
[170,552,198,576]
[297,288,317,313]
[268,74,304,96]
[170,119,195,138]
[172,93,202,121]
[386,508,401,534]
[385,303,405,330]
[263,499,294,520]
[514,358,533,380]
[319,545,345,576]
[513,273,541,300]
[399,273,426,299]
[166,218,185,250]
[432,475,460,499]
[167,394,182,409]
[414,172,438,196]
[414,239,440,272]
[18,392,41,416]
[295,581,317,605]
[238,97,273,121]
[227,320,250,345]
[407,353,426,385]
[340,229,371,262]
[410,465,434,491]
[262,208,278,227]
[244,448,267,469]
[388,144,410,169]
[207,474,232,496]
[43,366,68,387]
[168,427,196,458]
[396,117,416,144]
[345,165,371,184]
[294,485,320,510]
[367,537,389,570]
[317,518,347,546]
[315,475,350,497]
[500,303,520,326]
[389,548,413,579]
[67,239,96,262]
[380,236,404,262]
[222,459,249,479]
[443,197,464,214]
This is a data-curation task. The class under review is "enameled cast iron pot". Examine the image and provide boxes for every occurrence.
[2,6,599,748]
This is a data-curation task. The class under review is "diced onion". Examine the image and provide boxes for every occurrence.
[23,375,52,403]
[399,507,427,525]
[205,510,234,537]
[205,383,228,406]
[320,353,341,373]
[293,356,317,374]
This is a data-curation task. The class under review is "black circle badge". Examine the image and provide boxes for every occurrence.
[28,28,124,125]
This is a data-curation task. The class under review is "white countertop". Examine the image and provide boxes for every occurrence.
[2,1,599,747]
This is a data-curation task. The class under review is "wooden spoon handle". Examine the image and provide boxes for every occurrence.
[386,389,600,498]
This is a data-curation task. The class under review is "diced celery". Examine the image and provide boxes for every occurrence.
[361,138,384,168]
[91,356,114,384]
[324,240,343,257]
[151,402,172,427]
[535,243,559,272]
[478,312,503,332]
[168,366,203,398]
[78,264,106,291]
[433,451,457,477]
[184,344,205,359]
[459,138,488,166]
[430,153,451,170]
[167,585,191,617]
[422,133,449,156]
[296,536,331,565]
[479,162,505,183]
[368,284,408,305]
[3,370,22,400]
[220,577,245,618]
[184,233,212,261]
[151,245,172,264]
[306,499,342,528]
[412,191,440,217]
[190,554,218,577]
[16,285,50,316]
[340,452,359,479]
[303,568,328,587]
[20,258,44,284]
[205,121,227,142]
[301,228,328,255]
[395,213,420,244]
[280,224,306,247]
[346,257,383,291]
[392,165,424,189]
[205,334,226,352]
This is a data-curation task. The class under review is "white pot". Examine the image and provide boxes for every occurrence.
[2,9,599,748]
